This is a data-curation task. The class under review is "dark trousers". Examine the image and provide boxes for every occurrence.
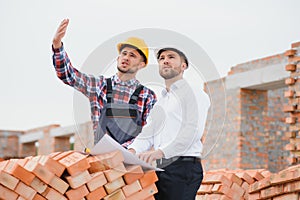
[154,158,203,200]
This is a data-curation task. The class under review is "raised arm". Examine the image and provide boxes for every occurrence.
[53,19,69,49]
[51,19,104,100]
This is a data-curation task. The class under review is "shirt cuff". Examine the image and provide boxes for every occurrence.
[52,42,64,53]
[122,138,135,149]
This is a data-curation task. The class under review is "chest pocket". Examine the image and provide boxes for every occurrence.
[94,78,144,145]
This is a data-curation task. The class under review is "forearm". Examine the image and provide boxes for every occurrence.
[52,44,76,85]
[52,44,102,98]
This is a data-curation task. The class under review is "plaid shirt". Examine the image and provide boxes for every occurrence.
[52,45,157,146]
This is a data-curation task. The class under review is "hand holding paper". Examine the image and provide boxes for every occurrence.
[90,134,163,171]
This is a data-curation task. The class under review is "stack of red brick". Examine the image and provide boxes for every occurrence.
[196,168,272,200]
[248,164,300,200]
[197,164,300,200]
[0,150,158,200]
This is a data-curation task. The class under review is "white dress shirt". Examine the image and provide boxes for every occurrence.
[128,79,210,159]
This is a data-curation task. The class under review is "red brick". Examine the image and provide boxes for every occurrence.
[284,90,295,98]
[247,170,265,181]
[283,105,296,112]
[0,170,19,190]
[260,185,284,199]
[0,160,8,170]
[287,156,298,165]
[103,162,126,182]
[51,150,73,161]
[139,170,158,188]
[198,184,213,194]
[40,186,50,197]
[39,155,65,177]
[86,186,107,200]
[211,183,222,194]
[4,160,35,185]
[285,77,296,85]
[102,189,126,200]
[24,159,55,184]
[248,192,260,200]
[202,173,232,186]
[17,157,30,167]
[44,187,67,200]
[291,41,300,48]
[123,165,144,185]
[126,183,157,200]
[48,175,69,194]
[249,176,271,193]
[59,151,90,176]
[288,56,300,63]
[286,117,296,124]
[30,177,47,194]
[86,171,107,192]
[122,180,142,197]
[15,181,37,200]
[87,156,106,173]
[284,49,297,57]
[32,193,47,200]
[0,184,18,200]
[65,184,89,200]
[285,64,297,71]
[66,169,91,189]
[270,170,294,185]
[236,172,255,184]
[144,196,156,200]
[104,176,125,194]
[285,131,297,138]
[224,173,243,186]
[230,182,245,198]
[272,193,298,200]
[285,143,296,151]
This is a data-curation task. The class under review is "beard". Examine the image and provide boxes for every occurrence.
[159,68,180,80]
[117,66,137,74]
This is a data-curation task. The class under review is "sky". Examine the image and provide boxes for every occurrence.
[1,0,300,131]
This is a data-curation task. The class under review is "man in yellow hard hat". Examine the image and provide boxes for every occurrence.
[52,19,157,147]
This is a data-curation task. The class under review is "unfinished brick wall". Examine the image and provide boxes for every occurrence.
[19,142,37,158]
[266,88,290,171]
[240,89,269,170]
[0,131,22,159]
[53,137,71,152]
[284,42,300,164]
[203,81,241,170]
[203,44,292,173]
[239,88,290,172]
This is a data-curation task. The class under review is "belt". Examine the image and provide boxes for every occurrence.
[156,156,201,168]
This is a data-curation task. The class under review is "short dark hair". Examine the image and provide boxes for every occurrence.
[119,44,147,64]
[156,47,189,67]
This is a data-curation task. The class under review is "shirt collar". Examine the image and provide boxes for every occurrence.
[112,74,139,86]
[161,79,186,96]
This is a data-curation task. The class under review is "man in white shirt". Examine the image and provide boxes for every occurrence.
[128,47,211,199]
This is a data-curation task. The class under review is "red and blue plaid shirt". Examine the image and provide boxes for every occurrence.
[52,45,157,147]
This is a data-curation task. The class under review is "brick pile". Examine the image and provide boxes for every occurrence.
[284,42,300,165]
[0,150,158,200]
[248,164,300,200]
[196,168,272,200]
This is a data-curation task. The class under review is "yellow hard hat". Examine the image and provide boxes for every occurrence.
[117,37,149,65]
